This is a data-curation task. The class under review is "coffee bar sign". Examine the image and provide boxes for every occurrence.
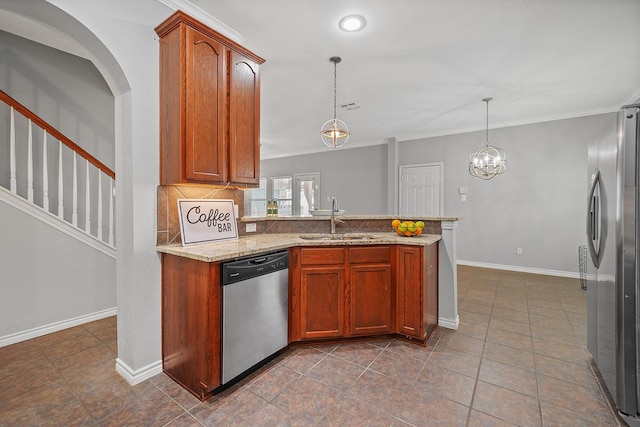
[177,199,238,246]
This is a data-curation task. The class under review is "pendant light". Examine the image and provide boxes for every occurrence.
[469,97,506,180]
[321,56,349,148]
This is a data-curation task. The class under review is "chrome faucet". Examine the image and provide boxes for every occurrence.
[330,196,344,234]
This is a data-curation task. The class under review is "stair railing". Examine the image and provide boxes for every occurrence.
[1,89,116,247]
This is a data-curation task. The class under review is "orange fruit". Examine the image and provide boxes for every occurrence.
[391,219,401,227]
[416,228,423,235]
[404,231,412,237]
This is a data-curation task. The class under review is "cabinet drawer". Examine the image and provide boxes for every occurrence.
[349,246,390,264]
[300,247,345,265]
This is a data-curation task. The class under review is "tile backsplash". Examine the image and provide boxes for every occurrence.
[157,185,245,245]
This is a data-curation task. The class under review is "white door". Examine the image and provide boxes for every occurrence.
[399,164,442,217]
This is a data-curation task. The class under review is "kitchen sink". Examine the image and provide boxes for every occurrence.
[299,233,380,241]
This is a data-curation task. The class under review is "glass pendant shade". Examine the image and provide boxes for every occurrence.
[321,56,349,148]
[469,97,506,180]
[321,118,349,148]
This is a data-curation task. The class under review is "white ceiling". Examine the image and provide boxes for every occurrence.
[192,0,640,159]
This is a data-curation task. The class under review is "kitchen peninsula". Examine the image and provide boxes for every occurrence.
[156,211,461,400]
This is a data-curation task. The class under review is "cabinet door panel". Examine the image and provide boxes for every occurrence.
[350,264,392,335]
[162,254,220,397]
[229,50,260,185]
[185,27,226,183]
[300,266,345,338]
[396,246,424,338]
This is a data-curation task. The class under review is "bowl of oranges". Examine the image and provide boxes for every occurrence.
[392,219,425,237]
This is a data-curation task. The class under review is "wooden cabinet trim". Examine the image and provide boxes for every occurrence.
[348,246,390,264]
[300,247,345,265]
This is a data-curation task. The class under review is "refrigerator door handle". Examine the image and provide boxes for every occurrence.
[587,169,602,267]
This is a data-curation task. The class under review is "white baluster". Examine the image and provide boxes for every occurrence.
[97,174,103,241]
[108,179,114,246]
[42,129,49,211]
[57,141,64,218]
[85,160,91,233]
[9,107,16,193]
[72,154,78,226]
[27,120,33,202]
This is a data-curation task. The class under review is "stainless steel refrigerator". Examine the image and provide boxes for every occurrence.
[587,103,640,426]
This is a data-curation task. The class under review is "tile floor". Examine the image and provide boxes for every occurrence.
[0,266,623,426]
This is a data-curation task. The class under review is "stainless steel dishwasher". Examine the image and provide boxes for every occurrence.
[221,250,289,385]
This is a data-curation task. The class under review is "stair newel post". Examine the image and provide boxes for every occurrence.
[9,106,16,193]
[97,173,103,241]
[42,129,49,212]
[27,119,34,202]
[57,140,64,218]
[72,153,78,227]
[108,178,114,246]
[85,159,91,233]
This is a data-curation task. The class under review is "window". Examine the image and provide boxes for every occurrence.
[245,173,320,217]
[271,176,292,216]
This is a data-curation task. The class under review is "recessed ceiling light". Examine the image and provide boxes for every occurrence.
[338,15,366,32]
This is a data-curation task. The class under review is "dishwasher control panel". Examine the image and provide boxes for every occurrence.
[221,250,289,285]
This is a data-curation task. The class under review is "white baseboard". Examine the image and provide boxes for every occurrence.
[116,358,163,385]
[0,307,117,348]
[439,315,459,330]
[457,260,580,279]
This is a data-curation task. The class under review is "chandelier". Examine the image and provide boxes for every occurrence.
[469,97,506,179]
[321,56,349,148]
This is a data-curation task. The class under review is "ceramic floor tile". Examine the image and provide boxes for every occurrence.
[485,327,532,352]
[318,394,396,427]
[458,310,491,327]
[488,317,531,336]
[97,386,185,427]
[397,388,469,427]
[491,307,530,323]
[0,268,623,426]
[455,321,488,340]
[385,338,433,361]
[467,409,519,426]
[537,374,613,423]
[440,332,486,357]
[472,381,541,426]
[246,364,302,402]
[478,358,538,397]
[415,363,477,406]
[531,337,587,364]
[190,388,269,425]
[368,349,425,385]
[345,369,412,417]
[540,400,617,426]
[482,341,535,372]
[279,346,327,374]
[305,353,365,390]
[428,345,481,378]
[271,376,341,424]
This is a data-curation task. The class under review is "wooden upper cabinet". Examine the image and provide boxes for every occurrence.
[229,51,260,185]
[155,11,264,186]
[184,27,226,183]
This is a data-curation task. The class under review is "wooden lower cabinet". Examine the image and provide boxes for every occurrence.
[395,244,438,340]
[300,266,345,338]
[350,264,392,335]
[161,254,220,400]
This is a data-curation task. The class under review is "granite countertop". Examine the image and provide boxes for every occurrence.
[156,232,441,263]
[240,215,462,222]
